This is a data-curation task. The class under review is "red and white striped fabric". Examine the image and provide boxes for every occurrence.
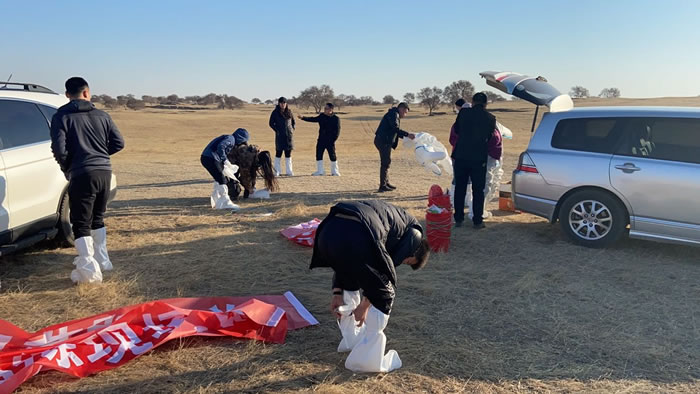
[280,218,321,247]
[0,292,317,393]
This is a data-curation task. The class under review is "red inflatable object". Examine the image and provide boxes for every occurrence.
[426,185,452,253]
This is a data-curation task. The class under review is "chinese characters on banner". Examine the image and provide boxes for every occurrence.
[0,292,318,393]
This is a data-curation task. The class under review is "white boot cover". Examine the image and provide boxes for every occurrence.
[274,157,281,176]
[312,160,325,176]
[337,291,366,352]
[285,157,294,176]
[344,305,402,373]
[330,161,340,176]
[90,227,112,271]
[70,236,103,284]
[210,183,240,211]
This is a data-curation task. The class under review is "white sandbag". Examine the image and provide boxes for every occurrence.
[210,182,240,211]
[403,132,453,177]
[250,188,270,199]
[337,291,365,352]
[344,305,402,373]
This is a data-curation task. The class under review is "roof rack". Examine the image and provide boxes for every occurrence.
[0,82,57,94]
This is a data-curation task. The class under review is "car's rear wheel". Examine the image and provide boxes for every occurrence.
[57,191,75,247]
[559,190,627,248]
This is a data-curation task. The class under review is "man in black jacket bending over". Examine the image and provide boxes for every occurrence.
[452,92,495,229]
[374,102,415,192]
[310,200,430,371]
[51,77,125,283]
[298,102,341,176]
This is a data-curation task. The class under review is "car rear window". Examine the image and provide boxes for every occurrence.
[551,118,624,154]
[615,117,700,165]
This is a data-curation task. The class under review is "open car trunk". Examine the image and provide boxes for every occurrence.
[480,71,574,113]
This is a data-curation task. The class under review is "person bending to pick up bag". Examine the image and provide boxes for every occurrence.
[200,128,249,210]
[226,143,279,200]
[310,200,431,372]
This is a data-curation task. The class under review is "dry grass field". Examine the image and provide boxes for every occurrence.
[1,97,699,393]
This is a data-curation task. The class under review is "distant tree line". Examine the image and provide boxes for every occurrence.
[569,85,622,99]
[90,93,245,110]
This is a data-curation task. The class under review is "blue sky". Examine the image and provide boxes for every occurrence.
[2,0,699,101]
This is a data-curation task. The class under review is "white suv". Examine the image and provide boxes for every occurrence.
[0,82,117,254]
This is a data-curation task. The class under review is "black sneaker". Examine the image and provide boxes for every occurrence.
[386,183,397,190]
[377,186,392,193]
[473,222,486,230]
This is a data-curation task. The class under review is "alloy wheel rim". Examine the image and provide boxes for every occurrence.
[568,200,613,241]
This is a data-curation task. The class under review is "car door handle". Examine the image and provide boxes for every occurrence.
[614,163,641,173]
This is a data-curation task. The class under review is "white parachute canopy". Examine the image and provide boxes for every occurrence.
[403,132,453,177]
[497,121,513,139]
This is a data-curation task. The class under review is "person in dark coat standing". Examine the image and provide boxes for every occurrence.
[269,97,296,176]
[298,102,341,176]
[50,77,125,283]
[452,92,496,229]
[374,102,415,192]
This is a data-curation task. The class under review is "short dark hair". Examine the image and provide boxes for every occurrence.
[411,237,430,271]
[397,102,410,111]
[472,92,488,105]
[325,102,334,109]
[278,96,287,103]
[455,98,466,107]
[65,77,89,98]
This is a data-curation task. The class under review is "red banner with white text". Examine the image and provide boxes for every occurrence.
[0,291,318,393]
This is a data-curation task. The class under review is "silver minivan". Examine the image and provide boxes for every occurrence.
[482,71,700,248]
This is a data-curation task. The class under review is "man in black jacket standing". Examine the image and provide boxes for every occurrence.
[51,77,125,283]
[452,92,495,229]
[374,102,415,192]
[298,102,341,176]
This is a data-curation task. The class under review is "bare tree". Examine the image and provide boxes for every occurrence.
[264,99,274,105]
[141,95,157,104]
[382,95,396,105]
[417,86,443,115]
[442,80,475,106]
[91,95,102,104]
[297,84,335,113]
[484,91,506,103]
[126,98,145,110]
[100,95,117,109]
[403,92,415,104]
[599,88,621,98]
[251,98,261,104]
[116,95,129,106]
[569,86,590,98]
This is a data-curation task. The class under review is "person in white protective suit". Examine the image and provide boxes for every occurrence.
[200,128,250,211]
[310,200,431,373]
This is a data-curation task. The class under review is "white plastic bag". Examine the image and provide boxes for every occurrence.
[222,162,239,180]
[337,291,365,352]
[344,305,402,373]
[403,132,453,177]
[249,188,270,199]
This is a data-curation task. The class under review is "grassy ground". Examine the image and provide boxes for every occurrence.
[1,98,699,393]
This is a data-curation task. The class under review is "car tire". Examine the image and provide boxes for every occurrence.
[559,189,627,248]
[57,191,75,247]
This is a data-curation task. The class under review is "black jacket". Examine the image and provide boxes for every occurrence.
[311,200,423,287]
[269,106,295,151]
[301,113,340,144]
[375,107,409,149]
[451,104,495,163]
[50,100,125,178]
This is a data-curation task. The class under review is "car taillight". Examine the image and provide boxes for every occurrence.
[516,152,539,173]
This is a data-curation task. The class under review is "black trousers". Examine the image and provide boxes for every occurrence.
[315,141,337,161]
[69,170,112,239]
[201,155,225,184]
[275,150,292,158]
[453,159,487,225]
[374,138,392,187]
